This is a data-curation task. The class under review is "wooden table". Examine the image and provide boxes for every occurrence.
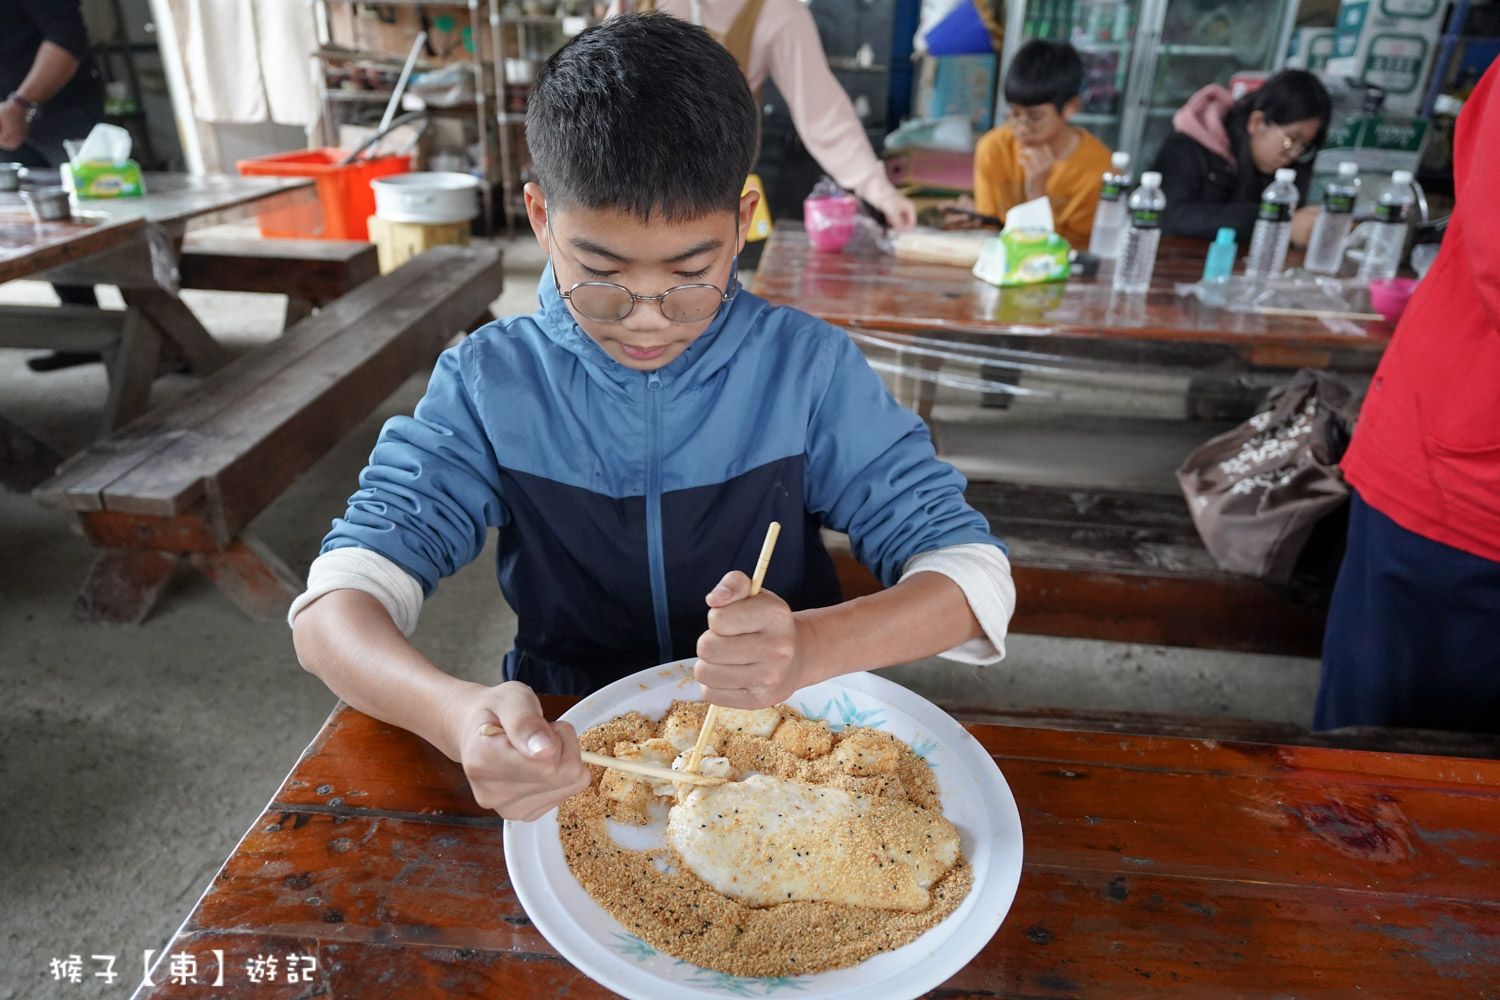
[0,174,313,490]
[1,173,313,284]
[131,698,1500,998]
[0,205,145,283]
[752,223,1394,375]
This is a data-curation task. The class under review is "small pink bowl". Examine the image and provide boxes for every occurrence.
[1369,277,1418,323]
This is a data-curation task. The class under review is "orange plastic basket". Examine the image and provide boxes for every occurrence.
[236,149,411,240]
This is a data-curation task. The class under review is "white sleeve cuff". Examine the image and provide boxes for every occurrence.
[899,543,1015,665]
[287,547,425,636]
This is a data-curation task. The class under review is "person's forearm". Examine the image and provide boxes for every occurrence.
[794,571,983,683]
[15,41,81,104]
[292,589,482,762]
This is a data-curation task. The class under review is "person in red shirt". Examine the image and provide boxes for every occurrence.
[1316,59,1500,733]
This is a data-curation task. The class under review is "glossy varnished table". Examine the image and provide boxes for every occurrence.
[751,223,1394,375]
[132,697,1500,998]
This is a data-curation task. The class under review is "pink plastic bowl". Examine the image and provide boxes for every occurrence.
[804,195,859,252]
[1369,277,1418,323]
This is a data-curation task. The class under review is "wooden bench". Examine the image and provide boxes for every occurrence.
[177,235,382,329]
[831,480,1331,658]
[34,244,504,624]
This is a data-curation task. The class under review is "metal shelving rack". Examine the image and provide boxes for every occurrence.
[485,6,595,233]
[314,0,498,227]
[312,0,591,234]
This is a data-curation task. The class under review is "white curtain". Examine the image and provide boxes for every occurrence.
[175,0,321,127]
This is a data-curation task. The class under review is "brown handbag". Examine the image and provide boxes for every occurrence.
[1176,369,1360,583]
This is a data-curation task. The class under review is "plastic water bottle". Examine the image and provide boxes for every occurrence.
[1245,167,1300,282]
[1112,171,1165,294]
[1304,162,1360,274]
[1088,151,1132,259]
[1358,170,1416,282]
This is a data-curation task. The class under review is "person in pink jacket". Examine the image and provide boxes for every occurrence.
[608,0,916,229]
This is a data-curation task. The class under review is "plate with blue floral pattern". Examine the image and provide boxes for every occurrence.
[504,662,1023,1000]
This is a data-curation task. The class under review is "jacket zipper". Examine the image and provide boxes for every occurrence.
[645,371,672,661]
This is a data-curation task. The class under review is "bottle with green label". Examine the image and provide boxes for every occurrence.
[1358,170,1416,282]
[1305,162,1360,274]
[1245,167,1300,284]
[1112,171,1165,294]
[1088,150,1132,260]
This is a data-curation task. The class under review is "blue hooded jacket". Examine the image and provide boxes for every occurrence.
[322,268,1005,694]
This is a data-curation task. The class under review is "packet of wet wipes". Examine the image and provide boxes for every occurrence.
[972,227,1071,286]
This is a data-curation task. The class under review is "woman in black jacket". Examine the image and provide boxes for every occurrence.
[1152,70,1332,245]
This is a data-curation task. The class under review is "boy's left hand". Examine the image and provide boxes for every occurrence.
[694,571,812,709]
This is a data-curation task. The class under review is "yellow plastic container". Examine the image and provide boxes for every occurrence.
[367,215,472,273]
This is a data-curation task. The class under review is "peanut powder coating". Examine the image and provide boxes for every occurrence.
[557,701,973,977]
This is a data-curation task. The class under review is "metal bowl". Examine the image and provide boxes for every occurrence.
[20,186,73,222]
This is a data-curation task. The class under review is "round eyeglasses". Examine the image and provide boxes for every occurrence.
[555,269,738,323]
[1273,125,1317,163]
[548,222,739,324]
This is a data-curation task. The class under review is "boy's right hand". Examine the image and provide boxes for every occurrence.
[1018,145,1058,202]
[446,681,592,822]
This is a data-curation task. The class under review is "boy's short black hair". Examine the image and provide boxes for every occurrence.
[1003,39,1084,111]
[526,12,758,221]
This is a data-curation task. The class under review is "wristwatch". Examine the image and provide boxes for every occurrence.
[6,91,41,124]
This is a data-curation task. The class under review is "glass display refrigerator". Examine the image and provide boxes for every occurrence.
[1001,0,1301,170]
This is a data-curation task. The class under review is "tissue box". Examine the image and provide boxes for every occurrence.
[972,229,1070,287]
[64,160,145,199]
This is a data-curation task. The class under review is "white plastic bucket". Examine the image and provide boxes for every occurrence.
[370,171,481,224]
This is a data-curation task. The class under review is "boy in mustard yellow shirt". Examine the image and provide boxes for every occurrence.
[972,39,1113,249]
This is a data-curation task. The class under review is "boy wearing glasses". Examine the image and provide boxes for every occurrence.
[971,39,1114,249]
[289,14,1014,822]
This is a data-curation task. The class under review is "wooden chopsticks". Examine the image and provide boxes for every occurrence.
[578,749,726,786]
[477,519,782,799]
[683,521,782,780]
[477,724,727,786]
[1257,306,1385,322]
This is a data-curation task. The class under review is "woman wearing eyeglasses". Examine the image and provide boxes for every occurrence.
[1152,70,1332,245]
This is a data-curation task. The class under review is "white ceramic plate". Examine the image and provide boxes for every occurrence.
[503,663,1024,1000]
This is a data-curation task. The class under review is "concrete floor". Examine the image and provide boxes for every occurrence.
[0,234,1319,998]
